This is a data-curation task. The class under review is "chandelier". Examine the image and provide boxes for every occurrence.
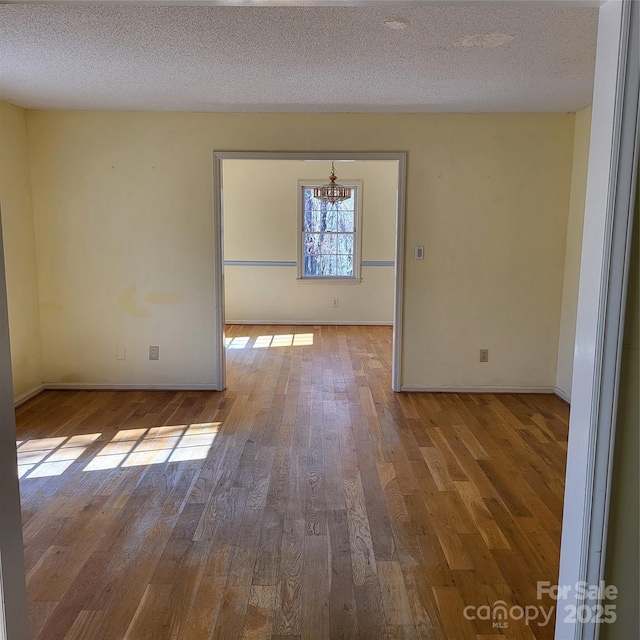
[314,162,352,205]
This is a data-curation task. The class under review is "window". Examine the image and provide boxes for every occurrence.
[297,181,362,281]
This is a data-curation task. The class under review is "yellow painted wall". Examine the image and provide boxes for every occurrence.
[223,159,396,324]
[27,111,574,389]
[556,107,593,400]
[0,101,42,402]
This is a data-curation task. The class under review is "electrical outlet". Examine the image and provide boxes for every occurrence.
[116,347,126,360]
[332,298,339,307]
[149,346,160,361]
[479,349,489,363]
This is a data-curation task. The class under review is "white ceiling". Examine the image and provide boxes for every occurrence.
[0,3,598,112]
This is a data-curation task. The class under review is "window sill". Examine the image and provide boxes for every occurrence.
[296,277,362,285]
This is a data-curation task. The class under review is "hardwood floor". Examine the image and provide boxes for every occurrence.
[16,325,569,639]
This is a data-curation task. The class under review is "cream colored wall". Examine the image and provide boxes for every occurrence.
[0,101,43,402]
[556,107,592,401]
[223,160,396,324]
[27,111,574,389]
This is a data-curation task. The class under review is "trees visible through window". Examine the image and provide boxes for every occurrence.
[299,184,361,280]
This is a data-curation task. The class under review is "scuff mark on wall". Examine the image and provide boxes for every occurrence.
[145,293,184,305]
[118,284,151,318]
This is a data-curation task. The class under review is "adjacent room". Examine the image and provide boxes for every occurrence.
[222,159,397,327]
[1,2,636,640]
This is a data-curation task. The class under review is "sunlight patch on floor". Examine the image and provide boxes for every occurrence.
[227,336,250,349]
[17,423,220,478]
[227,333,314,349]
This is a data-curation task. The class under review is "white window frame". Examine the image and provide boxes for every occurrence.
[296,179,363,283]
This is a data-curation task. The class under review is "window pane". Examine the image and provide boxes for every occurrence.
[303,209,313,232]
[324,208,339,232]
[304,233,320,276]
[319,255,336,276]
[304,252,319,276]
[339,210,354,232]
[336,255,353,276]
[320,233,338,255]
[304,233,320,253]
[337,234,353,255]
[303,190,318,232]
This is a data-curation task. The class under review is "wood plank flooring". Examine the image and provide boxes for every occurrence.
[16,325,569,639]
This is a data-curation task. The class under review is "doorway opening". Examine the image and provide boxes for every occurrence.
[213,153,407,392]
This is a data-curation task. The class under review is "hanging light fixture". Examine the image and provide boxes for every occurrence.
[314,162,352,205]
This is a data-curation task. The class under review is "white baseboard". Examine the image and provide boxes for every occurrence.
[20,381,562,398]
[17,381,564,402]
[14,384,45,408]
[43,383,221,391]
[399,385,556,394]
[225,320,393,326]
[554,386,571,403]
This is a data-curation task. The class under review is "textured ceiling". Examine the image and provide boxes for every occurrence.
[0,4,598,112]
